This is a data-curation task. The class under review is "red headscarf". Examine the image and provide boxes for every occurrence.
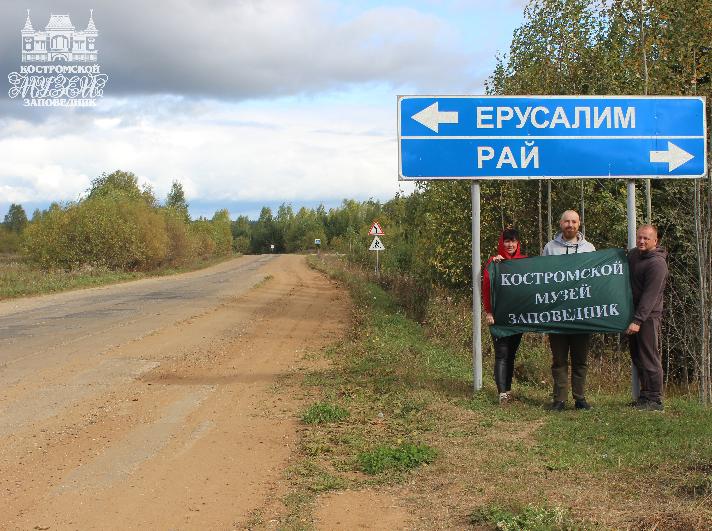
[482,232,527,313]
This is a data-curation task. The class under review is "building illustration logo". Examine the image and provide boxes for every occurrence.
[8,9,109,107]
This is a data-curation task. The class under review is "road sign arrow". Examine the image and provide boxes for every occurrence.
[650,141,695,172]
[411,102,458,133]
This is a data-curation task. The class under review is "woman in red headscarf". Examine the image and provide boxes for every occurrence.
[482,228,527,405]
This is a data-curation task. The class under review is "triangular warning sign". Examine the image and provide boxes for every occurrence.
[369,236,385,251]
[368,221,385,236]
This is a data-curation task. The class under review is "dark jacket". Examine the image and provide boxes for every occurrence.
[482,234,527,314]
[628,246,668,324]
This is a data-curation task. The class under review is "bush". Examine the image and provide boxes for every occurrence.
[0,229,22,254]
[210,213,233,256]
[24,196,169,270]
[190,220,217,258]
[23,204,74,268]
[233,235,250,254]
[163,209,193,264]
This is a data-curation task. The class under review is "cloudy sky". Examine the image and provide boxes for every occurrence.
[1,0,525,219]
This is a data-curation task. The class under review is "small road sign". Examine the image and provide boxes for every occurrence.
[314,239,321,245]
[368,221,385,236]
[369,236,385,251]
[398,95,707,180]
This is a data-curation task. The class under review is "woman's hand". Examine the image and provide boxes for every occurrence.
[486,312,495,325]
[492,254,506,263]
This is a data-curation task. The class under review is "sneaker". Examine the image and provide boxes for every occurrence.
[629,397,647,408]
[499,392,511,405]
[635,400,664,412]
[575,399,592,410]
[548,400,565,412]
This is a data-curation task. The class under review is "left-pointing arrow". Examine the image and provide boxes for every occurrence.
[650,141,694,172]
[411,102,459,133]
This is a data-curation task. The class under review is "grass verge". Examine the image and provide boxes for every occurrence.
[278,254,712,530]
[0,253,238,300]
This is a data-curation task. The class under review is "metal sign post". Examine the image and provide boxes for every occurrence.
[627,180,641,399]
[471,182,482,390]
[369,235,384,276]
[398,95,707,395]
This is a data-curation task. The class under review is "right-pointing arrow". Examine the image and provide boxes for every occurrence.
[411,102,459,133]
[650,141,694,172]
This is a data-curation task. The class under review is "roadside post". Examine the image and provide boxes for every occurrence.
[626,181,639,399]
[399,95,707,392]
[368,221,385,276]
[315,238,321,256]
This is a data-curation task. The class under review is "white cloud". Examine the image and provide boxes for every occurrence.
[0,0,483,99]
[0,95,406,208]
[0,0,524,215]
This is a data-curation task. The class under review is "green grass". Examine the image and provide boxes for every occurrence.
[470,503,586,531]
[533,397,712,472]
[357,443,437,474]
[301,402,349,424]
[0,253,237,300]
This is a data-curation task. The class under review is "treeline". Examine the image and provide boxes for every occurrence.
[230,198,409,258]
[1,171,413,271]
[3,170,232,270]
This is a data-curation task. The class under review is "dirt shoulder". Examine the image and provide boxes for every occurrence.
[0,254,351,530]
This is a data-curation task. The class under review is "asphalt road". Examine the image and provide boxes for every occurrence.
[0,253,353,529]
[0,254,275,388]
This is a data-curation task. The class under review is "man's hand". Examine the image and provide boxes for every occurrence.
[626,322,640,335]
[486,312,495,325]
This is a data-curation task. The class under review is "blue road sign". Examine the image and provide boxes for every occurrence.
[398,96,707,180]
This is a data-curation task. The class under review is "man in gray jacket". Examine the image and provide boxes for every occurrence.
[626,225,668,411]
[542,210,596,411]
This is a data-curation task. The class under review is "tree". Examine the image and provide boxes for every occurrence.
[211,209,233,255]
[87,170,156,206]
[251,207,276,253]
[231,215,252,254]
[3,203,28,233]
[285,207,324,252]
[166,181,190,222]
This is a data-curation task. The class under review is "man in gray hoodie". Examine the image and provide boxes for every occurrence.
[626,225,668,411]
[542,210,596,411]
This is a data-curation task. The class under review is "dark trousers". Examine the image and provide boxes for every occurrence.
[549,333,590,401]
[629,317,664,403]
[493,333,523,393]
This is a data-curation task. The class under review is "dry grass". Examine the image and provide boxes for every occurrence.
[0,253,235,300]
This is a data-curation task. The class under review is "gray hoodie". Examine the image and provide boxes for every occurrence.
[542,232,596,256]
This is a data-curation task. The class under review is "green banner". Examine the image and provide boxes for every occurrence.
[489,249,633,338]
